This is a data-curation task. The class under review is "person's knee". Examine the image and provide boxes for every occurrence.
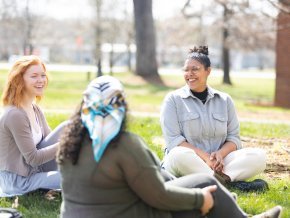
[166,173,218,188]
[166,147,197,173]
[170,146,195,155]
[255,151,267,172]
[168,146,197,163]
[187,173,218,188]
[258,149,266,163]
[165,147,213,177]
[246,148,267,171]
[199,174,218,186]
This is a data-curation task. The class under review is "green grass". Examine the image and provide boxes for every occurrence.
[0,192,61,218]
[241,122,290,138]
[45,113,70,129]
[0,114,289,218]
[127,116,164,158]
[236,178,289,217]
[2,70,289,115]
[0,69,289,217]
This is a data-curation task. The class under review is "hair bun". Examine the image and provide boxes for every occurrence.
[189,46,209,55]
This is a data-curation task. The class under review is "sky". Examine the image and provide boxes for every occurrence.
[23,0,188,20]
[153,0,188,19]
[13,0,277,22]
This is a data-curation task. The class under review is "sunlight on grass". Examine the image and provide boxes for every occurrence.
[0,69,289,218]
[235,179,289,218]
[0,113,289,218]
[0,192,61,218]
[1,70,288,116]
[127,115,164,159]
[241,122,290,138]
[45,113,70,128]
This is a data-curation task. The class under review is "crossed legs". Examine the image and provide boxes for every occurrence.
[163,146,266,181]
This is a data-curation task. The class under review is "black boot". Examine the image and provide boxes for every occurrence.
[229,179,269,192]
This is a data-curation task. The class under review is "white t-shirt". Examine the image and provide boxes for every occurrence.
[32,123,42,145]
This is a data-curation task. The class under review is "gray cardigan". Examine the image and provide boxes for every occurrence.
[59,132,204,218]
[0,105,56,177]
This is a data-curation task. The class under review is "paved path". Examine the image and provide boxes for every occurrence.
[42,109,290,125]
[0,63,283,123]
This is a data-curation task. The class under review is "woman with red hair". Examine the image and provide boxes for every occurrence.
[0,55,66,197]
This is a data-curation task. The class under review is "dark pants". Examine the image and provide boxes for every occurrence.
[163,173,247,218]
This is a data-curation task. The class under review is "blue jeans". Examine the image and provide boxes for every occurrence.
[0,121,68,197]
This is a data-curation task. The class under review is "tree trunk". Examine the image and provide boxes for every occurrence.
[126,43,132,73]
[109,43,114,76]
[23,0,33,55]
[133,0,162,84]
[222,34,231,85]
[274,4,290,108]
[222,5,232,85]
[95,0,103,77]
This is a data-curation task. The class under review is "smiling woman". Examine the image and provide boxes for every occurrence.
[160,46,269,192]
[22,62,48,102]
[0,55,68,197]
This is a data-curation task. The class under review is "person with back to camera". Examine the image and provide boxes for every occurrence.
[0,55,67,197]
[160,45,268,191]
[57,75,282,218]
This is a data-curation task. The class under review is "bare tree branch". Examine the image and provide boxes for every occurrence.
[266,0,290,14]
[181,0,202,18]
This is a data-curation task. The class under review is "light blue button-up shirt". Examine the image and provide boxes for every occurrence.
[160,85,241,154]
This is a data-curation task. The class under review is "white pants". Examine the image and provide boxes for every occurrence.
[162,146,267,181]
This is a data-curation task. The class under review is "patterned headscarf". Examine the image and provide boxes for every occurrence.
[81,76,126,162]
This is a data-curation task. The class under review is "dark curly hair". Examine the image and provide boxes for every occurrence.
[57,101,127,165]
[187,45,211,69]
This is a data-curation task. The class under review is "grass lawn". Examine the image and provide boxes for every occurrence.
[0,114,288,218]
[0,69,289,217]
[1,69,290,116]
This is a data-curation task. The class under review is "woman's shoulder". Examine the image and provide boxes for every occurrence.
[118,131,159,164]
[119,131,143,145]
[119,132,149,151]
[165,86,188,100]
[2,106,25,118]
[1,106,27,128]
[208,86,232,100]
